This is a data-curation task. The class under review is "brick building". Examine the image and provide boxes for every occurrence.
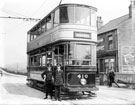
[97,1,135,84]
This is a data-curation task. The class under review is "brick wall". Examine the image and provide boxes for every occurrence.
[118,17,135,73]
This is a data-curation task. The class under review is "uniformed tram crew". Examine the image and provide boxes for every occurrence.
[54,63,63,101]
[41,63,54,99]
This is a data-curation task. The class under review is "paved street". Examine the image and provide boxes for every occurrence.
[0,69,135,105]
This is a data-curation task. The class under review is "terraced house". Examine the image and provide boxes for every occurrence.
[97,0,135,85]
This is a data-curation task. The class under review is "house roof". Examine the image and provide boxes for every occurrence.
[98,14,129,35]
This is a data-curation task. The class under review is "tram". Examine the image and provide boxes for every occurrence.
[27,4,98,94]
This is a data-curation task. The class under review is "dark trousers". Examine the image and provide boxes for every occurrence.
[55,86,61,101]
[109,78,120,87]
[45,83,53,98]
[109,78,113,87]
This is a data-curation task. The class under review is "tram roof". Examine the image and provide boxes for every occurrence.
[27,3,97,34]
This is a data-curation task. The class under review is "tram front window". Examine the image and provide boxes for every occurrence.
[68,43,93,65]
[75,7,90,25]
[59,5,96,26]
[60,6,74,23]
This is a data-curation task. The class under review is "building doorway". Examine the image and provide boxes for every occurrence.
[98,57,115,73]
[105,58,115,73]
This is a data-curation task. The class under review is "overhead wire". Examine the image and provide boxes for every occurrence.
[1,6,41,33]
[30,0,49,17]
[2,0,61,33]
[1,0,47,33]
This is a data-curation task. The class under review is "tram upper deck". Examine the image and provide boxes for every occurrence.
[27,4,97,52]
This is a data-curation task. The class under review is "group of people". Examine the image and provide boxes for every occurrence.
[41,63,63,101]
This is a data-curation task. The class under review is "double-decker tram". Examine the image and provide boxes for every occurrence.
[27,3,98,95]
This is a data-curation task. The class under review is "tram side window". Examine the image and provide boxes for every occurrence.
[60,6,74,23]
[42,55,46,66]
[54,9,59,27]
[30,57,34,66]
[91,45,96,65]
[46,15,52,30]
[59,45,64,65]
[91,9,97,27]
[41,24,46,33]
[27,34,30,42]
[46,52,52,65]
[39,56,42,66]
[37,56,40,66]
[68,43,75,59]
[34,56,37,66]
[54,47,58,66]
[54,45,64,66]
[37,27,42,35]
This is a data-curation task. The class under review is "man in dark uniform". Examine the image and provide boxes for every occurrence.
[108,70,120,87]
[54,64,63,101]
[41,64,53,99]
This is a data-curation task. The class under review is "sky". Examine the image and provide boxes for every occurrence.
[0,0,130,69]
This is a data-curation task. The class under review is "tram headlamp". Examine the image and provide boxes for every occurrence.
[80,78,87,85]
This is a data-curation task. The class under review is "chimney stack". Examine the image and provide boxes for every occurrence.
[129,0,135,18]
[97,16,103,29]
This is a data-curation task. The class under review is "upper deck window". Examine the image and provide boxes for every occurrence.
[91,9,96,26]
[75,7,90,25]
[28,5,97,42]
[60,6,74,23]
[54,9,59,27]
[46,15,52,30]
[59,5,96,26]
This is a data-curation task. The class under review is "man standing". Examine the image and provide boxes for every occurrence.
[54,64,63,101]
[41,64,53,99]
[108,70,120,87]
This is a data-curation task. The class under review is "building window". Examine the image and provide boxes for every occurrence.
[97,37,104,43]
[108,35,113,41]
[104,58,115,73]
[105,59,109,73]
[108,41,113,50]
[108,35,113,50]
[97,45,104,51]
